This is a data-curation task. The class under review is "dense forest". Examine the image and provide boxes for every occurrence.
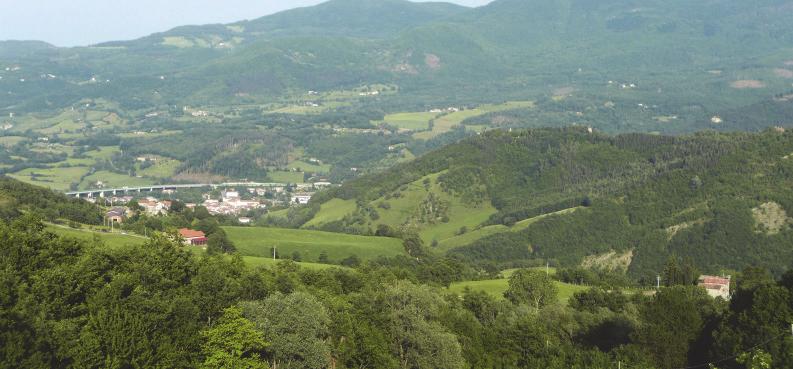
[305,127,793,281]
[1,210,792,368]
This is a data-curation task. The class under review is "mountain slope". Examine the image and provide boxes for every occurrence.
[304,127,793,280]
[2,0,793,134]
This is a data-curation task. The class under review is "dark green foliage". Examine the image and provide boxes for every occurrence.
[0,177,102,224]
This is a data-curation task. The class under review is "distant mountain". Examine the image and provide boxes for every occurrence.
[101,0,469,50]
[1,0,793,133]
[302,127,793,280]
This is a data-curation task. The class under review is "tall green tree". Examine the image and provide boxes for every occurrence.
[504,269,558,309]
[200,306,269,369]
[242,292,332,369]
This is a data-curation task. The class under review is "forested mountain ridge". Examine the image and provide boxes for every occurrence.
[301,127,793,281]
[3,0,793,127]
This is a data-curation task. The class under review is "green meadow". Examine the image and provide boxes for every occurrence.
[223,226,405,263]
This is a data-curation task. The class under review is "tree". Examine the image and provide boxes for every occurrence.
[367,281,466,369]
[242,292,331,369]
[504,269,558,309]
[200,306,269,369]
[633,286,713,369]
[737,350,773,369]
[207,231,236,255]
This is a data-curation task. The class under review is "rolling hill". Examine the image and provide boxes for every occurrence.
[301,127,793,281]
[3,0,793,135]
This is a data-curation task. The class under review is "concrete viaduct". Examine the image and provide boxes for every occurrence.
[65,182,289,198]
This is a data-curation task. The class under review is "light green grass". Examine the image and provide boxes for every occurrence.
[138,159,181,179]
[241,256,347,270]
[374,112,437,131]
[9,166,90,191]
[436,224,509,251]
[80,171,156,190]
[162,36,195,48]
[288,160,331,173]
[414,101,534,140]
[224,226,405,263]
[303,199,358,228]
[435,207,585,251]
[47,225,147,248]
[268,171,304,183]
[448,278,587,304]
[0,136,27,147]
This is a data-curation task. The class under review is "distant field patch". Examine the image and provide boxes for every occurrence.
[288,160,331,173]
[9,166,90,191]
[48,225,146,248]
[730,80,765,89]
[774,68,793,78]
[224,226,405,263]
[138,158,181,179]
[0,136,27,147]
[752,202,791,235]
[241,256,346,271]
[162,36,195,48]
[268,171,304,183]
[80,171,156,190]
[375,112,437,131]
[413,101,533,140]
[448,278,588,304]
[303,198,357,228]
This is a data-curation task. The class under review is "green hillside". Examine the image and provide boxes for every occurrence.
[223,226,405,263]
[305,127,793,280]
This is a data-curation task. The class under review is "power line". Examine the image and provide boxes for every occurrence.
[675,327,790,369]
[617,324,792,369]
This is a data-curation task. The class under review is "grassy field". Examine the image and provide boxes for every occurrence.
[448,277,588,304]
[9,166,90,191]
[374,112,438,131]
[288,160,332,173]
[241,255,347,271]
[47,225,147,248]
[435,207,584,252]
[80,171,156,190]
[306,172,497,244]
[0,136,28,147]
[268,171,305,184]
[224,226,405,263]
[303,198,358,228]
[413,101,534,140]
[137,158,181,178]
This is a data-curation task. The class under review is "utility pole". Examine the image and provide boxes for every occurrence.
[546,262,550,276]
[618,361,621,369]
[656,275,661,290]
[273,245,277,260]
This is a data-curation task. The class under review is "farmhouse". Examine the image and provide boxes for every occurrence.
[697,275,731,300]
[291,193,314,205]
[179,228,208,246]
[105,207,127,223]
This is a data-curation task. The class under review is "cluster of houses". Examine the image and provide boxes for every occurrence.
[201,189,264,216]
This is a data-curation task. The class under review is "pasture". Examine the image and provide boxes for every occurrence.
[224,226,405,263]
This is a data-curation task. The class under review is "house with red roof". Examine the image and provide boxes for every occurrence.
[697,275,731,300]
[179,228,207,246]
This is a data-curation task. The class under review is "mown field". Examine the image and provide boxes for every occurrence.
[448,277,588,304]
[47,225,147,248]
[224,226,405,263]
[240,255,347,271]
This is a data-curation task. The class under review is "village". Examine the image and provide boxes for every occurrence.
[96,181,331,226]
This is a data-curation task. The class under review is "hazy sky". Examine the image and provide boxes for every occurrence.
[0,0,492,47]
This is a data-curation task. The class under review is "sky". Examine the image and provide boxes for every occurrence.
[0,0,492,47]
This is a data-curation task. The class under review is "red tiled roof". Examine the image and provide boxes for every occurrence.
[698,276,730,286]
[179,228,206,239]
